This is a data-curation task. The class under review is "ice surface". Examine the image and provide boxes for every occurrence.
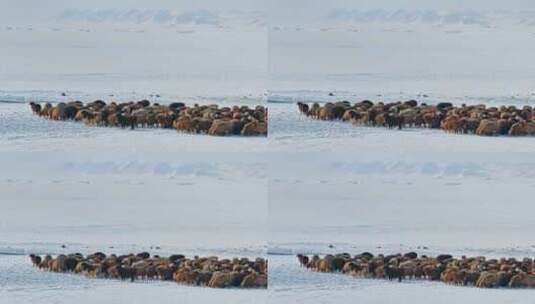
[269,255,533,304]
[268,101,535,153]
[0,102,267,152]
[0,10,267,98]
[267,100,535,303]
[0,255,266,304]
[3,3,535,303]
[268,100,535,250]
[0,108,268,304]
[0,150,266,251]
[270,9,535,98]
[0,11,268,300]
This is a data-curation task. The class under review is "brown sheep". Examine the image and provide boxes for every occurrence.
[241,273,267,288]
[208,119,234,136]
[173,115,192,132]
[27,99,254,137]
[509,272,535,288]
[476,271,499,288]
[242,121,267,136]
[317,259,333,273]
[440,267,459,284]
[441,115,461,133]
[207,271,234,288]
[318,104,334,120]
[475,119,500,136]
[174,268,198,285]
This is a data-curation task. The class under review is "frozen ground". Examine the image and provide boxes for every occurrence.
[0,151,266,250]
[0,4,267,153]
[268,97,535,152]
[0,5,269,301]
[268,131,535,251]
[5,90,535,303]
[4,3,535,303]
[267,98,535,302]
[0,101,266,152]
[268,149,535,249]
[0,151,266,303]
[0,8,267,98]
[270,9,535,98]
[269,254,533,304]
[0,254,265,304]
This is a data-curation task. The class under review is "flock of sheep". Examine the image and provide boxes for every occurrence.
[297,252,535,288]
[26,100,535,291]
[298,100,535,136]
[28,99,535,137]
[29,252,267,289]
[31,251,535,289]
[29,100,267,136]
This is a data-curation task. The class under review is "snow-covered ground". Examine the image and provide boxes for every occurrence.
[268,117,535,249]
[0,150,266,303]
[267,98,535,303]
[0,151,266,249]
[0,100,266,153]
[0,5,268,302]
[269,100,535,242]
[0,8,267,98]
[268,97,535,152]
[4,2,535,303]
[269,9,535,98]
[269,255,533,304]
[267,9,535,292]
[0,254,265,304]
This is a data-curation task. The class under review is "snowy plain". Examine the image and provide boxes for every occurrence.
[269,9,535,98]
[0,149,267,304]
[0,6,268,304]
[0,8,267,98]
[266,8,535,303]
[3,4,535,304]
[267,101,535,304]
[0,255,265,304]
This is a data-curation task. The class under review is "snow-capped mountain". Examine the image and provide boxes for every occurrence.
[56,9,265,28]
[324,9,535,27]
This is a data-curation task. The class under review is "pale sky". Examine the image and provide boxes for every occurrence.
[0,0,266,23]
[266,0,535,24]
[267,0,535,10]
[3,0,535,23]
